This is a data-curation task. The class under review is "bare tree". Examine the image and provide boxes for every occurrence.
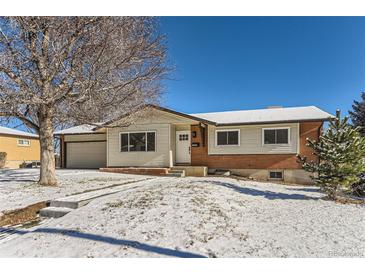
[0,17,168,186]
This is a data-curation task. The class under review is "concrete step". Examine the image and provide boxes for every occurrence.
[171,166,208,177]
[50,182,144,209]
[41,178,152,219]
[39,207,73,218]
[166,173,183,177]
[167,169,185,177]
[50,200,81,209]
[169,170,185,174]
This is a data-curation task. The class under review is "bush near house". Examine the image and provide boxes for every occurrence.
[0,152,6,168]
[298,110,365,200]
[351,176,365,197]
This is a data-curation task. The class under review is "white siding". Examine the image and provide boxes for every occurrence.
[208,123,299,155]
[107,108,198,167]
[64,134,106,142]
[108,124,170,167]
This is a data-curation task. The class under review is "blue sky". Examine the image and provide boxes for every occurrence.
[160,17,365,116]
[4,17,365,131]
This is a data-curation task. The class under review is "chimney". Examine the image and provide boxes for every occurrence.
[267,106,283,109]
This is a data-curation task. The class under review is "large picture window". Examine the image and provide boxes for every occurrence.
[263,128,289,145]
[120,131,156,152]
[216,129,239,146]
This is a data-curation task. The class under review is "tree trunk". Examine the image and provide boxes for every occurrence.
[38,107,57,186]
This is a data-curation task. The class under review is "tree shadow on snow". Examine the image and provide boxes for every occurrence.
[205,180,319,200]
[285,187,321,193]
[0,227,206,258]
[0,169,38,183]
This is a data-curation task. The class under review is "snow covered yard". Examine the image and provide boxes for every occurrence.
[0,176,364,257]
[0,169,151,212]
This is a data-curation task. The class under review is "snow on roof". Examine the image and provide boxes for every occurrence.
[55,106,334,134]
[54,124,101,135]
[0,126,38,138]
[190,106,334,125]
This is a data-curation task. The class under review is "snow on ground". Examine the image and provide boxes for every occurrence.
[0,176,364,257]
[0,169,151,212]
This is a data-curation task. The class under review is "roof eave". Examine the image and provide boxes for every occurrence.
[215,117,334,127]
[54,132,105,136]
[0,132,39,138]
[97,104,216,130]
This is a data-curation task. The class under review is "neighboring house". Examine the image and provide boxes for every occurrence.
[0,126,40,168]
[55,105,333,183]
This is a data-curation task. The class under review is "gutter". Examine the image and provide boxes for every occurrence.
[213,117,334,127]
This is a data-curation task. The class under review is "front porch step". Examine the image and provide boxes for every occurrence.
[166,168,185,177]
[39,207,73,218]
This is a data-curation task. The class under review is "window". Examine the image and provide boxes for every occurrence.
[216,130,239,146]
[269,171,283,180]
[179,134,189,141]
[120,132,156,152]
[263,128,289,145]
[17,139,30,147]
[129,132,146,151]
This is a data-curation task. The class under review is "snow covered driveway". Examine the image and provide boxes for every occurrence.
[0,176,364,257]
[0,169,151,212]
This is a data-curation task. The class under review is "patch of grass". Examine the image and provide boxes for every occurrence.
[103,189,164,211]
[102,200,124,210]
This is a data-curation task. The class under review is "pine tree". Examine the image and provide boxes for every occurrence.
[298,110,365,199]
[349,91,365,136]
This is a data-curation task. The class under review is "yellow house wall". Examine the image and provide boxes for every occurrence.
[0,134,40,168]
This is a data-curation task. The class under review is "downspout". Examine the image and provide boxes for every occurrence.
[60,134,65,168]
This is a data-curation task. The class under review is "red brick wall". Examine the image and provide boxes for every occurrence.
[190,122,322,169]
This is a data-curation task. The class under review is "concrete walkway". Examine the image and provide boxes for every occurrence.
[40,178,154,218]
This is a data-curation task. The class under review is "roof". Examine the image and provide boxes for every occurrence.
[0,126,38,138]
[101,104,215,128]
[54,124,102,135]
[190,106,334,125]
[55,105,334,135]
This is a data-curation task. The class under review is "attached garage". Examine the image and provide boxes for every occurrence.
[66,141,106,169]
[56,128,108,169]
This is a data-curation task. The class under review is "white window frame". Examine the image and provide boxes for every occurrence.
[215,129,240,147]
[119,131,156,152]
[262,127,290,146]
[17,139,30,147]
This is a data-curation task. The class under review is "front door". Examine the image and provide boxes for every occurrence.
[176,131,191,164]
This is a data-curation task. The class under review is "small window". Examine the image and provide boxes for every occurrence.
[120,132,155,152]
[269,171,283,180]
[263,128,289,144]
[18,139,30,146]
[179,134,189,141]
[216,130,239,146]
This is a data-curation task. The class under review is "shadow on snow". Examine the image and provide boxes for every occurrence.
[203,180,319,200]
[0,169,38,183]
[0,227,206,258]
